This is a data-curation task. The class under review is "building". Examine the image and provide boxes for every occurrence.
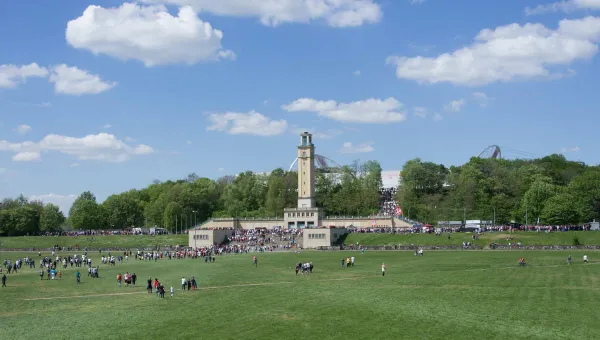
[188,131,411,248]
[303,228,348,248]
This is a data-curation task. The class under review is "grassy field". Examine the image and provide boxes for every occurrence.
[345,231,600,247]
[1,231,599,250]
[1,250,600,340]
[0,234,189,250]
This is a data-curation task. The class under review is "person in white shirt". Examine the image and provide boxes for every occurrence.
[584,254,588,263]
[170,286,174,297]
[350,257,355,266]
[381,263,386,276]
[181,277,186,290]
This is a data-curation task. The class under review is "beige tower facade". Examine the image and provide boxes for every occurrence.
[283,132,323,229]
[297,132,315,208]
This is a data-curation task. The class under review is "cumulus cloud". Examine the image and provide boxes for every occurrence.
[525,0,600,15]
[0,133,153,162]
[282,97,407,124]
[413,107,427,118]
[339,141,375,154]
[49,64,116,95]
[66,3,235,67]
[13,152,41,162]
[15,124,32,134]
[433,113,444,122]
[445,99,465,112]
[472,92,490,107]
[141,0,382,27]
[206,111,288,136]
[29,194,77,215]
[0,63,49,88]
[561,146,581,153]
[386,16,600,86]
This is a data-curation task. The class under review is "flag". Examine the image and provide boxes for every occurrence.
[394,206,403,217]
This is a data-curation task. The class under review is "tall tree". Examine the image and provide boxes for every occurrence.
[69,191,103,230]
[40,203,66,232]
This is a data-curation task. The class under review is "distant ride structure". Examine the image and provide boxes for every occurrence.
[478,145,502,159]
[288,154,344,174]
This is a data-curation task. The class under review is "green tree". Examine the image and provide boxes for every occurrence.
[542,193,580,225]
[40,203,66,232]
[69,191,102,230]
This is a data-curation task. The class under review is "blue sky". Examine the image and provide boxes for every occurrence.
[1,0,599,214]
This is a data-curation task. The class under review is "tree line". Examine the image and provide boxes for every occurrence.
[0,160,383,235]
[2,154,598,236]
[396,154,600,225]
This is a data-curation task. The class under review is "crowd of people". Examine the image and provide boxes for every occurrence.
[378,187,398,217]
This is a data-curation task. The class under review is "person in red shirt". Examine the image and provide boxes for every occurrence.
[253,256,257,267]
[519,257,525,266]
[117,273,122,287]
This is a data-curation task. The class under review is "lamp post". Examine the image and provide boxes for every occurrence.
[493,207,496,227]
[193,210,197,229]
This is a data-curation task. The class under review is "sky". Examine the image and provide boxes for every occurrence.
[1,0,600,214]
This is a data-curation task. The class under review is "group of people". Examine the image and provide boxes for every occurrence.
[341,256,356,268]
[116,272,137,286]
[295,262,313,274]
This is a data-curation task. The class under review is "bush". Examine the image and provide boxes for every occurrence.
[573,236,582,246]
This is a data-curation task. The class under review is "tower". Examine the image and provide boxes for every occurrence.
[297,132,315,208]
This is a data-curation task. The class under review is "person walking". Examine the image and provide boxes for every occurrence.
[381,263,386,277]
[181,277,186,291]
[117,273,122,287]
[75,271,80,284]
[1,274,6,287]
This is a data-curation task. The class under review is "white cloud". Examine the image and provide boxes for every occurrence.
[66,3,235,67]
[445,99,465,112]
[49,64,116,95]
[472,92,490,107]
[217,167,225,172]
[561,146,581,153]
[29,194,77,215]
[186,140,193,145]
[124,136,136,142]
[141,0,382,27]
[413,106,427,118]
[69,163,80,168]
[340,141,375,154]
[263,100,269,106]
[353,70,361,76]
[525,0,600,15]
[13,152,41,162]
[103,124,112,129]
[0,63,49,88]
[0,133,153,163]
[433,113,444,122]
[410,0,426,4]
[282,97,407,124]
[206,111,288,136]
[386,16,600,86]
[15,124,32,134]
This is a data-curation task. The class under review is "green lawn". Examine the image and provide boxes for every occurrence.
[1,250,599,339]
[345,231,600,247]
[0,234,189,250]
[2,231,600,250]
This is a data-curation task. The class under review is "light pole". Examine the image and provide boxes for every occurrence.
[193,210,197,229]
[493,207,496,227]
